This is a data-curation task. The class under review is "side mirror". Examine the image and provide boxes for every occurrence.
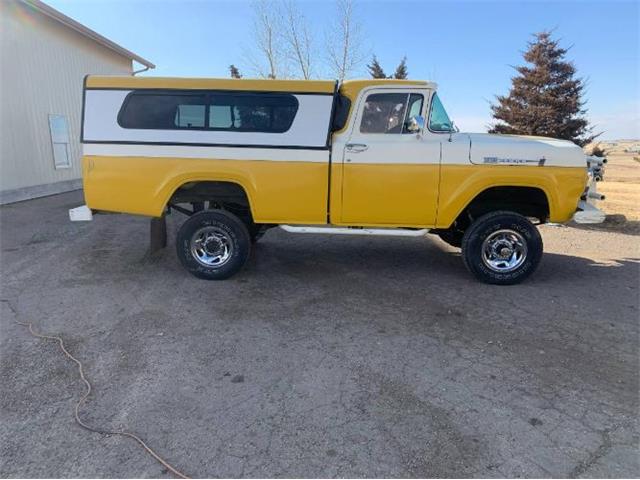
[406,115,425,133]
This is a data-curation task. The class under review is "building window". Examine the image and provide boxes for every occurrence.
[48,114,70,169]
[118,91,299,133]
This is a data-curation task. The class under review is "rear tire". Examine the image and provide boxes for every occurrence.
[461,211,542,285]
[176,210,251,280]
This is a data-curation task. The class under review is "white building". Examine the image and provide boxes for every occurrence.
[0,0,154,204]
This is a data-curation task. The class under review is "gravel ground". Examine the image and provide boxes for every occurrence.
[1,190,638,478]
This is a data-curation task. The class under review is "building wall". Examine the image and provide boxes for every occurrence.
[0,0,132,203]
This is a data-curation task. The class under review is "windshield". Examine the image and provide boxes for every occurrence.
[429,93,453,132]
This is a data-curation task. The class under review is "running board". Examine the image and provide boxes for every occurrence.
[279,225,429,237]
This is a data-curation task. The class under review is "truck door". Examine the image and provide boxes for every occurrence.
[337,88,440,226]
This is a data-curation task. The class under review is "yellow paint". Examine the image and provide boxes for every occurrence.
[83,156,329,224]
[85,75,336,93]
[84,155,586,228]
[338,164,440,226]
[340,79,430,94]
[436,164,587,227]
[328,163,584,228]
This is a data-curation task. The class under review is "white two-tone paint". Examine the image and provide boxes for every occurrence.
[83,89,334,148]
[84,85,588,170]
[83,143,330,162]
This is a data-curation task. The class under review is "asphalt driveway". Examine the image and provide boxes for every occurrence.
[1,190,638,478]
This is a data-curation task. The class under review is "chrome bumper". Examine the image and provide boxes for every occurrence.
[573,155,607,224]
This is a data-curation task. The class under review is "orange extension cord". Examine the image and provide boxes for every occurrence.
[2,300,190,479]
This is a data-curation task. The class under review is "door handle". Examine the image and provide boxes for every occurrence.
[346,143,368,153]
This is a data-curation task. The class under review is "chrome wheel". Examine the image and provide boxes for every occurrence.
[481,229,528,273]
[190,226,233,267]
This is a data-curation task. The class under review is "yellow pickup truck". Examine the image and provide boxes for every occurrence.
[70,75,605,284]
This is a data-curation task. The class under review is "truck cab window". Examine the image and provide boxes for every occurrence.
[402,93,424,133]
[429,93,453,132]
[360,93,408,134]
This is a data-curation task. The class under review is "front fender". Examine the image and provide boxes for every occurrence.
[436,165,587,228]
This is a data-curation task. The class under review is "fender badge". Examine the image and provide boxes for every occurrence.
[483,156,546,166]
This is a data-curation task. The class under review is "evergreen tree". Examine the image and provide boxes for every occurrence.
[229,64,242,79]
[489,31,597,146]
[367,55,387,79]
[393,56,408,79]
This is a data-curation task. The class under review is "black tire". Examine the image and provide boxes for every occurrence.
[176,210,251,280]
[437,230,464,248]
[461,211,542,285]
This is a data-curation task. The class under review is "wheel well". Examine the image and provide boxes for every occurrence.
[451,186,550,231]
[168,181,253,221]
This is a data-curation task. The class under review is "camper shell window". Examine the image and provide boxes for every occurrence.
[118,93,206,130]
[118,90,299,133]
[209,94,298,133]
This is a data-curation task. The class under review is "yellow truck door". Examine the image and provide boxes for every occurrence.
[332,88,440,227]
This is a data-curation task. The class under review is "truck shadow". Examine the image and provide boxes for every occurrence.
[249,232,640,289]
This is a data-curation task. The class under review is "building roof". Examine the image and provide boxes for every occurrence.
[21,0,155,69]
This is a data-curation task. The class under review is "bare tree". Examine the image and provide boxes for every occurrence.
[282,0,313,79]
[326,0,365,81]
[246,0,286,79]
[241,0,364,80]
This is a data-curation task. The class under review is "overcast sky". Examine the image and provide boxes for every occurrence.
[47,0,640,139]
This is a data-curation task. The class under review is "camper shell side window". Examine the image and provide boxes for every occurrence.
[118,90,299,133]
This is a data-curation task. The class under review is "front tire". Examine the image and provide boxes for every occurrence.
[461,211,542,285]
[176,210,251,280]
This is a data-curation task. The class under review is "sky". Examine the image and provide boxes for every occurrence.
[46,0,640,139]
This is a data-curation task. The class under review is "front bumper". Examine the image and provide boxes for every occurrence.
[572,154,607,224]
